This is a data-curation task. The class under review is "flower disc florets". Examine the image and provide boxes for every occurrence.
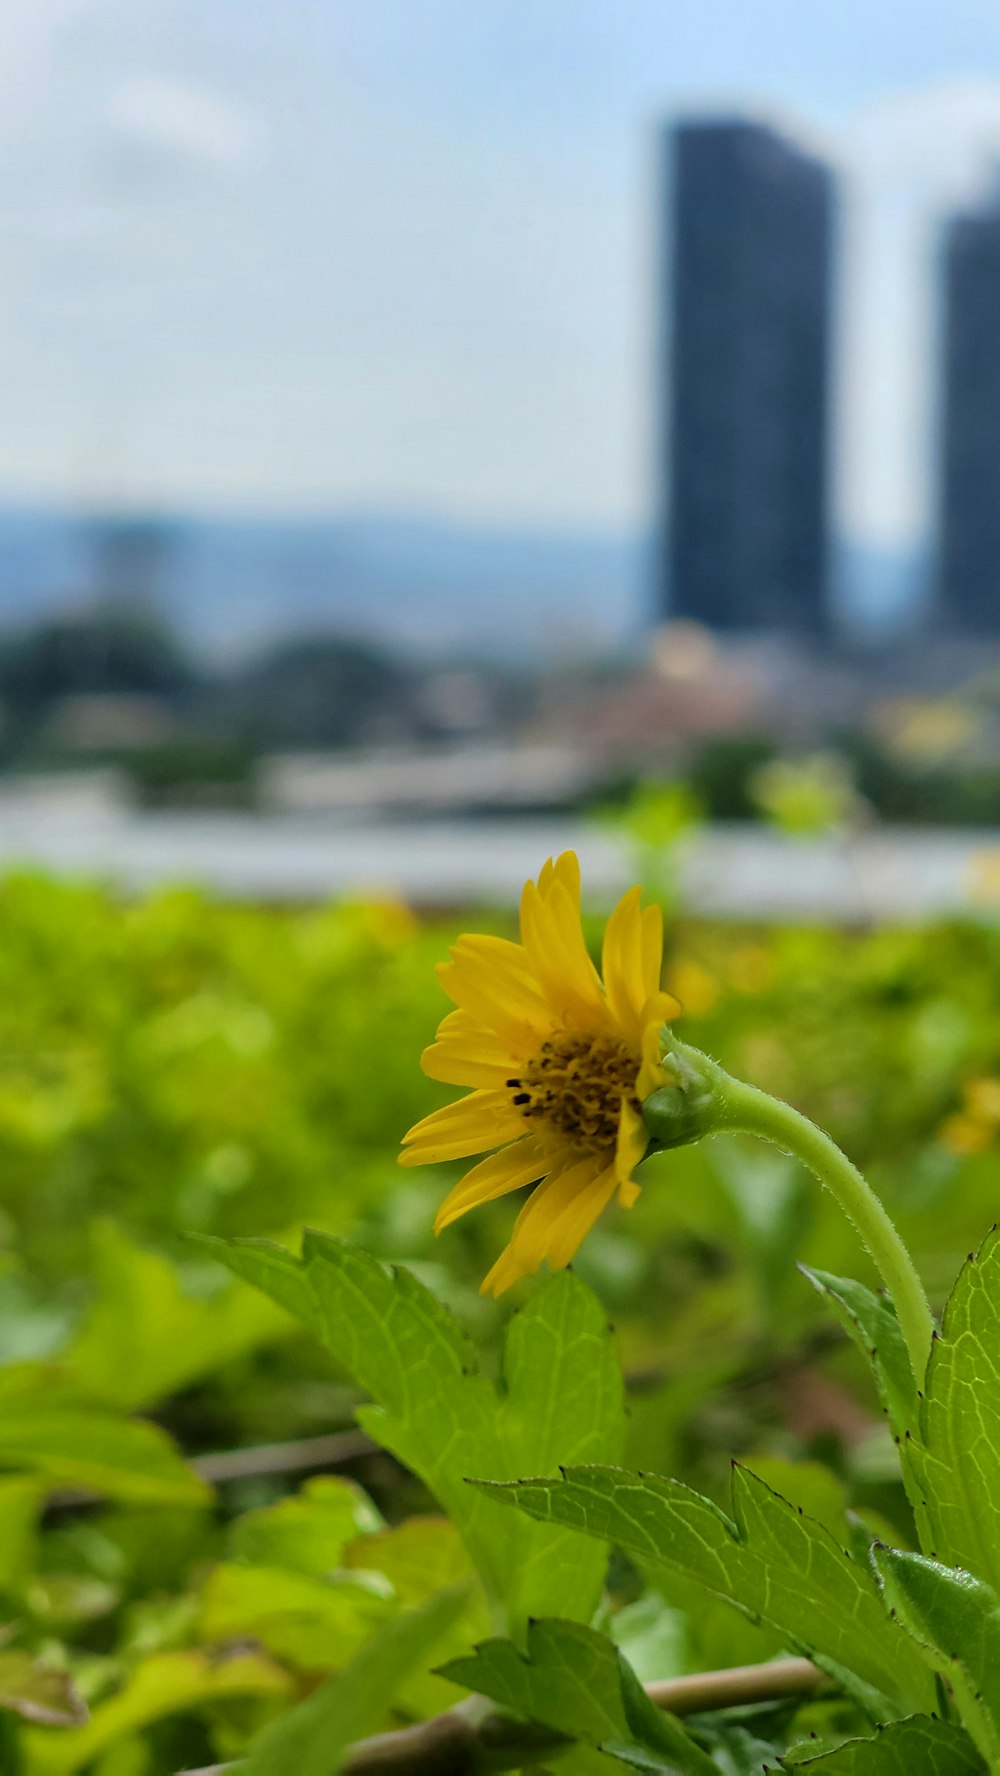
[511,1034,642,1154]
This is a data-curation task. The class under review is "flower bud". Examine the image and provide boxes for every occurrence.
[641,1037,721,1151]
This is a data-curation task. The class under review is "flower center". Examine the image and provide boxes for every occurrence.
[507,1032,640,1155]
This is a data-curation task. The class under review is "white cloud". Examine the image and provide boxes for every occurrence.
[107,76,262,172]
[0,0,95,137]
[845,77,1000,212]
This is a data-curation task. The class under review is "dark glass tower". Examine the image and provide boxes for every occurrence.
[939,197,1000,632]
[657,120,834,634]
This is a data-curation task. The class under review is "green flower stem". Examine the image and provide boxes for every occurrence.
[706,1061,935,1383]
[644,1038,935,1381]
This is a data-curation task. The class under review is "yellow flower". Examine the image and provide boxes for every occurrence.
[400,853,676,1295]
[938,1075,1000,1157]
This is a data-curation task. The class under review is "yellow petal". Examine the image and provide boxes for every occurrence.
[640,903,664,999]
[544,1165,619,1267]
[615,1098,648,1184]
[601,887,646,1044]
[421,1042,516,1088]
[444,946,550,1018]
[436,959,550,1050]
[502,1153,606,1276]
[434,1137,549,1232]
[433,1008,488,1042]
[500,1157,618,1277]
[635,991,677,1097]
[636,1008,669,1099]
[432,1006,529,1054]
[480,1239,532,1297]
[645,988,681,1025]
[539,845,586,909]
[451,933,539,985]
[400,1089,525,1165]
[519,879,606,1024]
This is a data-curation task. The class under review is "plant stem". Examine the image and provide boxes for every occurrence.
[175,1657,825,1776]
[708,1063,935,1382]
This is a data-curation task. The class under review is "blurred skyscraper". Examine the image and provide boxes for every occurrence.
[657,120,834,635]
[939,195,1000,633]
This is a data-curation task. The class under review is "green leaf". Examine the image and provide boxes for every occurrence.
[65,1221,293,1409]
[493,1258,626,1632]
[343,1515,475,1605]
[735,1458,853,1545]
[200,1562,391,1670]
[799,1268,918,1434]
[912,1228,1000,1588]
[480,1465,934,1718]
[21,1650,289,1774]
[604,1591,688,1687]
[785,1713,985,1772]
[241,1586,466,1776]
[193,1235,325,1340]
[871,1546,1000,1765]
[229,1475,383,1573]
[440,1617,715,1775]
[207,1236,625,1630]
[0,1475,45,1589]
[0,1651,87,1727]
[796,1271,933,1550]
[0,1368,207,1506]
[343,1515,490,1715]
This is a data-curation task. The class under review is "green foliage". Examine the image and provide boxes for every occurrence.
[21,1650,289,1775]
[10,880,1000,1771]
[785,1715,986,1773]
[64,1220,292,1410]
[0,877,440,1289]
[228,1474,382,1571]
[750,754,858,837]
[908,1227,1000,1589]
[441,1617,716,1773]
[0,1652,86,1728]
[205,1235,625,1631]
[240,1588,466,1776]
[231,633,409,750]
[871,1547,1000,1765]
[0,1367,205,1505]
[478,1465,933,1718]
[799,1268,918,1435]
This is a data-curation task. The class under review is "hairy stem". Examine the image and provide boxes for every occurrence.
[709,1062,935,1382]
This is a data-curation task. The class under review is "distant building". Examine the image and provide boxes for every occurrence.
[86,516,174,611]
[939,195,1000,633]
[262,746,593,816]
[657,119,834,636]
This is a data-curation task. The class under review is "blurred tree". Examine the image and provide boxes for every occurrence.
[0,606,196,714]
[227,635,414,749]
[687,737,777,819]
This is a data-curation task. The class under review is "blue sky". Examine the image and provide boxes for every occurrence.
[4,1,1000,547]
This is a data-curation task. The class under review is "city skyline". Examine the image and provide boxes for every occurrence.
[3,5,1000,559]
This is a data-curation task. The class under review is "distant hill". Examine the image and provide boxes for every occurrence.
[0,507,646,665]
[0,504,920,663]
